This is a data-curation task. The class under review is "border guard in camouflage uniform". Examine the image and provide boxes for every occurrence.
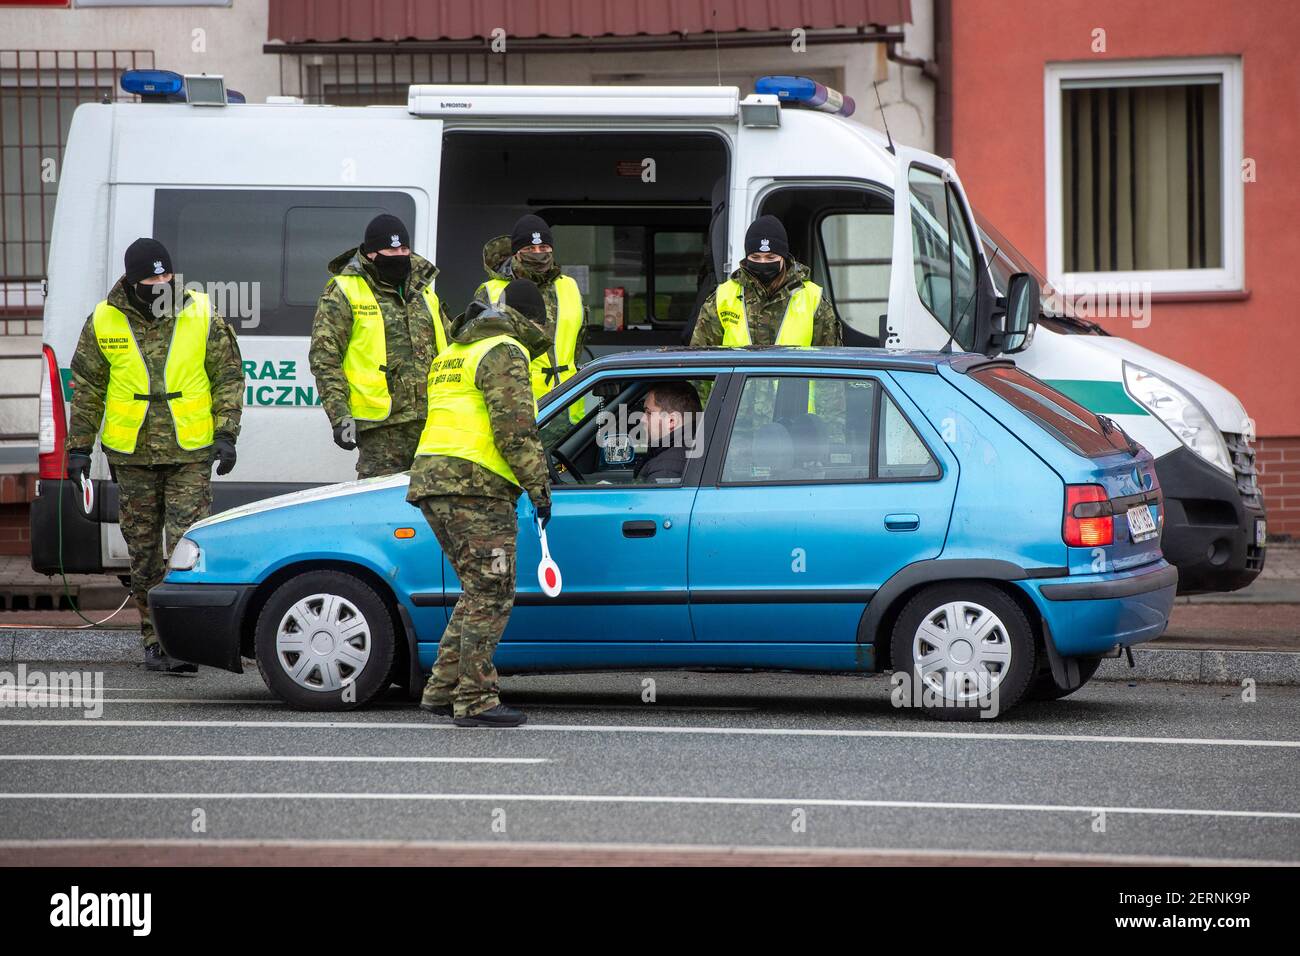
[473,214,587,403]
[309,214,452,478]
[408,280,553,728]
[690,215,841,349]
[66,238,243,672]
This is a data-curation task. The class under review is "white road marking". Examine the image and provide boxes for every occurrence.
[0,791,1294,820]
[0,697,280,705]
[0,718,1296,749]
[0,754,546,764]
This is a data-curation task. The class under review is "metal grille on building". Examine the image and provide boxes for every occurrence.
[275,49,525,105]
[0,49,153,333]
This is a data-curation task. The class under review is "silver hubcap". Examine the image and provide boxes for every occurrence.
[912,601,1012,703]
[275,593,371,692]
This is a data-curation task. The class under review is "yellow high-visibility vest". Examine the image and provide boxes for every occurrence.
[415,334,538,487]
[331,274,445,421]
[715,279,822,347]
[479,275,583,399]
[92,291,214,455]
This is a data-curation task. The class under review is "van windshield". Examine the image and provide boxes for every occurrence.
[972,366,1133,458]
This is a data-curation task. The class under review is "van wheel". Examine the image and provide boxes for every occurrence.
[254,570,395,711]
[1027,657,1102,701]
[890,583,1036,721]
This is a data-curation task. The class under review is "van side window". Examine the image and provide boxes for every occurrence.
[153,189,416,336]
[907,166,978,350]
[759,186,893,346]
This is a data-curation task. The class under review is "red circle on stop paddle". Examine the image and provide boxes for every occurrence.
[544,567,557,588]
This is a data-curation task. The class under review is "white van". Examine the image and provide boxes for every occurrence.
[31,74,1264,594]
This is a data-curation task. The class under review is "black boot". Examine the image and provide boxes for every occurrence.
[454,703,527,728]
[419,700,453,718]
[144,643,197,674]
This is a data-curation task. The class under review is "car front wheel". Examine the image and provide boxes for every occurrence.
[889,582,1037,721]
[254,570,395,711]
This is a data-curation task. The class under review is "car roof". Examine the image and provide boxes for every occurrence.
[579,346,998,376]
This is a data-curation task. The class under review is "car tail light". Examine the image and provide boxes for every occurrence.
[37,344,68,480]
[1064,484,1113,547]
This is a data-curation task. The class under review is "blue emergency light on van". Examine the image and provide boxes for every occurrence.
[756,75,856,117]
[120,69,184,98]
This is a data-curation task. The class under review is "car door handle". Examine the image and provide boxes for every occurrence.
[622,520,657,538]
[884,513,920,532]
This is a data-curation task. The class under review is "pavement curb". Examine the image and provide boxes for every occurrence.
[3,629,1298,686]
[1095,647,1300,686]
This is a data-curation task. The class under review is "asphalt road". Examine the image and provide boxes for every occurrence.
[1,660,1297,865]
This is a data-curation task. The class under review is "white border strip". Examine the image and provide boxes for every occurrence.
[1,718,1296,749]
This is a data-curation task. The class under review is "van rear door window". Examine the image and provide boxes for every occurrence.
[972,366,1131,457]
[154,189,416,336]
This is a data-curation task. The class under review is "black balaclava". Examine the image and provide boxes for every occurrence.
[362,213,412,286]
[123,237,175,316]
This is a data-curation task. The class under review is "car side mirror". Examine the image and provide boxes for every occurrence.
[988,272,1035,355]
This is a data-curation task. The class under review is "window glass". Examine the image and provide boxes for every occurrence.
[550,223,708,333]
[1062,79,1222,272]
[908,166,978,350]
[973,366,1132,458]
[153,189,416,336]
[879,394,940,479]
[540,376,713,487]
[721,376,876,483]
[818,212,892,336]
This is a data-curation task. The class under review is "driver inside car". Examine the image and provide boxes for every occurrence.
[634,381,703,484]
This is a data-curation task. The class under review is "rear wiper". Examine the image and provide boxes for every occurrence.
[1098,414,1139,455]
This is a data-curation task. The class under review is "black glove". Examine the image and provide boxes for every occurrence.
[67,449,92,485]
[333,417,358,450]
[536,502,552,530]
[213,434,237,476]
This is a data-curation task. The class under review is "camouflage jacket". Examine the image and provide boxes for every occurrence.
[407,299,552,511]
[689,259,842,348]
[472,235,589,363]
[308,249,452,431]
[68,277,244,466]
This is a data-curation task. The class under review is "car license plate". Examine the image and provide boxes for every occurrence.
[1126,505,1158,541]
[1255,518,1267,547]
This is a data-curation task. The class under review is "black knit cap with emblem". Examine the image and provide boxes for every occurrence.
[744,215,789,259]
[123,237,173,282]
[361,213,410,254]
[510,214,554,254]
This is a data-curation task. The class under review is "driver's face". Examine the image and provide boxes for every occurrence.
[643,392,680,445]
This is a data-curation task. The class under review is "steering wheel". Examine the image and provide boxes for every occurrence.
[548,446,585,484]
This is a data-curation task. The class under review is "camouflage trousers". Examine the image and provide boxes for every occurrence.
[355,420,423,479]
[115,460,213,647]
[416,494,518,718]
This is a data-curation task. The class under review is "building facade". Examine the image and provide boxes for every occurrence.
[943,0,1300,536]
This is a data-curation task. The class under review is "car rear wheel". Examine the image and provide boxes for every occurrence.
[890,582,1037,721]
[254,570,395,711]
[1027,657,1102,701]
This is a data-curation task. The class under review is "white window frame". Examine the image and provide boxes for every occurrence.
[1043,56,1244,295]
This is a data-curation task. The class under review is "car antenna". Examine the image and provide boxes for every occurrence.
[872,80,895,155]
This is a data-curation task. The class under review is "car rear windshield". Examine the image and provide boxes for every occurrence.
[971,366,1132,458]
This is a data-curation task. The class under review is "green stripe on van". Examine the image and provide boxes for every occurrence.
[1043,379,1147,416]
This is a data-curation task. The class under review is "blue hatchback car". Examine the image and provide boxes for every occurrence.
[151,348,1176,720]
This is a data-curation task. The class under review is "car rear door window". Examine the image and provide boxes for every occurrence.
[721,375,878,483]
[972,365,1132,457]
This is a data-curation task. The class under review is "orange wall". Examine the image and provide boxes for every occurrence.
[950,0,1300,436]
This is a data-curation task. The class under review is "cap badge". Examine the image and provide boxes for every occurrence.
[759,238,771,253]
[152,260,165,274]
[531,231,542,245]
